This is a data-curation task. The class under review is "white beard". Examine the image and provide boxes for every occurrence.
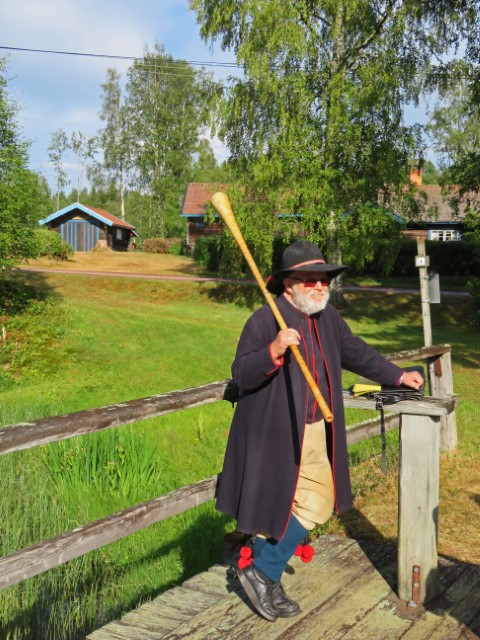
[291,287,330,316]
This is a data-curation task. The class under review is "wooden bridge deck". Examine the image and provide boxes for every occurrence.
[87,535,480,640]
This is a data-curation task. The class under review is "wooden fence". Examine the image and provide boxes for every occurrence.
[0,344,457,605]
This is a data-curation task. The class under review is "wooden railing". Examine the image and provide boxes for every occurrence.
[0,344,457,605]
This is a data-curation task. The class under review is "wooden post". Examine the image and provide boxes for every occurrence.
[427,349,458,451]
[416,238,433,348]
[397,412,440,604]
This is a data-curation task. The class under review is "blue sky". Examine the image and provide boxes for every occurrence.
[1,0,435,193]
[0,0,236,189]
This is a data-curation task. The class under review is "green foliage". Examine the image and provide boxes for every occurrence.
[463,209,480,240]
[48,129,70,209]
[0,58,51,268]
[1,265,479,638]
[338,205,404,275]
[421,160,440,185]
[192,235,224,271]
[190,0,477,266]
[34,227,74,260]
[42,427,158,498]
[428,61,480,223]
[391,239,480,276]
[466,278,480,326]
[122,44,213,237]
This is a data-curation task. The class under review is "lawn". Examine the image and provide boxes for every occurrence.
[0,252,479,639]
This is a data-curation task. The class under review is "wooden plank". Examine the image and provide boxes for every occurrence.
[86,628,130,640]
[0,381,229,456]
[181,569,230,597]
[276,551,401,639]
[346,413,399,445]
[382,344,451,363]
[0,475,218,590]
[397,413,440,603]
[89,620,161,640]
[87,537,480,640]
[343,394,453,417]
[399,563,480,639]
[158,537,375,640]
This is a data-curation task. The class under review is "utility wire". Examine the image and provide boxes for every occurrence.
[0,45,240,70]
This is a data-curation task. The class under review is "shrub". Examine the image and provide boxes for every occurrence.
[192,236,224,271]
[34,228,73,260]
[142,238,180,254]
[466,278,480,326]
[364,239,480,277]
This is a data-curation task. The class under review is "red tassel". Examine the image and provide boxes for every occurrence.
[293,544,303,557]
[300,544,315,563]
[238,545,253,569]
[238,556,253,569]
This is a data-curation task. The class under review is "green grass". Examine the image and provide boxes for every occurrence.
[0,268,479,639]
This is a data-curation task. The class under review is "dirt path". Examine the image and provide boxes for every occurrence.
[17,266,468,296]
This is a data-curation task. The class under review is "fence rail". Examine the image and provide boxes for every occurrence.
[0,344,457,603]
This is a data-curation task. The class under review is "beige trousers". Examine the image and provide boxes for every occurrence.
[292,419,335,531]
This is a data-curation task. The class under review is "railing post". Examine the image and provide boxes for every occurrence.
[397,411,440,604]
[427,349,457,451]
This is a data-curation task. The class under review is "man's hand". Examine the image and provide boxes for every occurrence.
[401,370,424,390]
[270,328,301,360]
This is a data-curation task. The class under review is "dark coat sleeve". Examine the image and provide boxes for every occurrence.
[231,310,282,390]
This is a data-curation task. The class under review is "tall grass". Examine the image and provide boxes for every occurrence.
[0,267,478,638]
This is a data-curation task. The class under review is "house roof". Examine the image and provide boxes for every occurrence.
[181,183,226,217]
[410,184,480,223]
[180,182,477,227]
[39,202,138,235]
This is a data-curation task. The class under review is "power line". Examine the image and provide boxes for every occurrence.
[0,45,240,70]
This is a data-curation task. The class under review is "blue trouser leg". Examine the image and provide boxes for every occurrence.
[253,515,308,583]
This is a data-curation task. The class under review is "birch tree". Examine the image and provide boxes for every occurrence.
[98,68,128,219]
[191,0,477,275]
[123,43,212,237]
[47,129,69,210]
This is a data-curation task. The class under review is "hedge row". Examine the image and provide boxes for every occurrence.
[378,239,480,277]
[193,235,480,278]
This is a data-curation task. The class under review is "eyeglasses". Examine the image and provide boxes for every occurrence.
[289,276,330,288]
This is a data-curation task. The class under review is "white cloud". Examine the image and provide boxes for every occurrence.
[0,0,234,187]
[2,0,151,56]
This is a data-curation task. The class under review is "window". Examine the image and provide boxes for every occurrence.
[115,228,123,241]
[429,229,459,241]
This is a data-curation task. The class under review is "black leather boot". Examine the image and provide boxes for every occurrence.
[270,582,301,617]
[237,564,278,621]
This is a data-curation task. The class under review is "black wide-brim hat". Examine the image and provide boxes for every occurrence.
[266,240,347,295]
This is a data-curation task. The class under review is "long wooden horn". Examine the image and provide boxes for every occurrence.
[211,191,333,422]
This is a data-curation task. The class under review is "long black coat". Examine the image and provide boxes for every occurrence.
[215,295,404,541]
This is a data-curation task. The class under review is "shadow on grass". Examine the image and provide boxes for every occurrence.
[200,281,262,310]
[2,510,228,640]
[0,270,58,316]
[200,283,480,371]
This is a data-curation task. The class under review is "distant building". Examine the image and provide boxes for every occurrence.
[180,183,225,252]
[39,202,138,252]
[181,173,476,248]
[403,168,467,241]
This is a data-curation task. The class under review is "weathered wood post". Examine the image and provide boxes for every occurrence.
[397,409,441,604]
[427,348,458,451]
[416,237,433,348]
